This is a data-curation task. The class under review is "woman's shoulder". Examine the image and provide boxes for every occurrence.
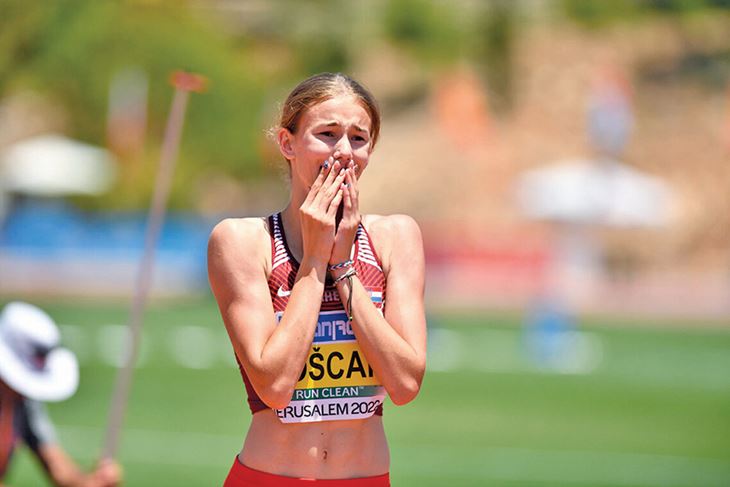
[361,214,423,268]
[208,216,271,260]
[362,213,421,240]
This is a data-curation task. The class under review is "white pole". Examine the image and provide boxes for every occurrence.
[101,71,206,460]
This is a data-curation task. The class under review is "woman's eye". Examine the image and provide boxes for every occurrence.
[352,135,367,142]
[320,131,335,137]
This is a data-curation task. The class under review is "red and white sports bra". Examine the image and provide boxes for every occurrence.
[236,213,387,423]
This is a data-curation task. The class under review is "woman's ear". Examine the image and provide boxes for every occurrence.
[277,128,295,162]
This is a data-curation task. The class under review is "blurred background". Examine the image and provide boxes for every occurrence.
[1,0,729,485]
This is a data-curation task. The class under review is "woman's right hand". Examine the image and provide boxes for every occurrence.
[299,158,347,268]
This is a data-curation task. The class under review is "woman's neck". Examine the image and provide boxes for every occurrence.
[280,199,304,263]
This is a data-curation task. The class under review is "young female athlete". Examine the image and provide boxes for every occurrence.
[208,72,427,486]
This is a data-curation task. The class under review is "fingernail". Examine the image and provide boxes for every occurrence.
[322,161,329,170]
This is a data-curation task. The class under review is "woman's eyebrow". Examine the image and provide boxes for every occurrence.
[320,121,369,134]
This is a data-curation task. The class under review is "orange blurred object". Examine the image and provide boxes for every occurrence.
[169,71,208,92]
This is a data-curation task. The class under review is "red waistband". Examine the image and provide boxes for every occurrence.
[223,456,390,487]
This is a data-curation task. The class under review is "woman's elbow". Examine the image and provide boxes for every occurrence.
[390,359,426,405]
[255,380,295,409]
[259,391,291,409]
[389,377,422,406]
[390,389,419,406]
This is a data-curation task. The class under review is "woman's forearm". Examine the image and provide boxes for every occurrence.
[334,275,426,405]
[251,259,326,407]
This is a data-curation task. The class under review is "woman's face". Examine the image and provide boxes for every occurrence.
[281,94,373,189]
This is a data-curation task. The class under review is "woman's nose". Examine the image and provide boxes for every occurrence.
[334,136,353,160]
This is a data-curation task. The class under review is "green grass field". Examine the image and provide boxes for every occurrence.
[4,298,730,486]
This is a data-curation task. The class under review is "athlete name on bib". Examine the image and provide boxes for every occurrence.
[274,309,386,423]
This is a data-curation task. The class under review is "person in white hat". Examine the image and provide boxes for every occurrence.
[0,301,121,486]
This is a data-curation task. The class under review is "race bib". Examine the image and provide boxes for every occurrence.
[274,309,386,423]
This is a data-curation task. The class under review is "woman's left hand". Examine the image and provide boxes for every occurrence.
[329,160,360,266]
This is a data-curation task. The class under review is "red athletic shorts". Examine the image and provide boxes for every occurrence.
[223,456,390,487]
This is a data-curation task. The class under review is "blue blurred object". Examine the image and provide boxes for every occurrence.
[523,297,577,370]
[587,71,633,158]
[0,200,217,296]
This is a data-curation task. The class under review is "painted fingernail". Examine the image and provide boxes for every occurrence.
[322,161,329,170]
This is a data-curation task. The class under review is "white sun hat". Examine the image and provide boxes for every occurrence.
[0,302,79,402]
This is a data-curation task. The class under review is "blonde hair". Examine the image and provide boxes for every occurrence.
[278,73,381,149]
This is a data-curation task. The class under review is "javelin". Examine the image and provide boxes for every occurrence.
[101,71,207,460]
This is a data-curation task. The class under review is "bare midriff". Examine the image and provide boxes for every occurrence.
[239,409,389,479]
